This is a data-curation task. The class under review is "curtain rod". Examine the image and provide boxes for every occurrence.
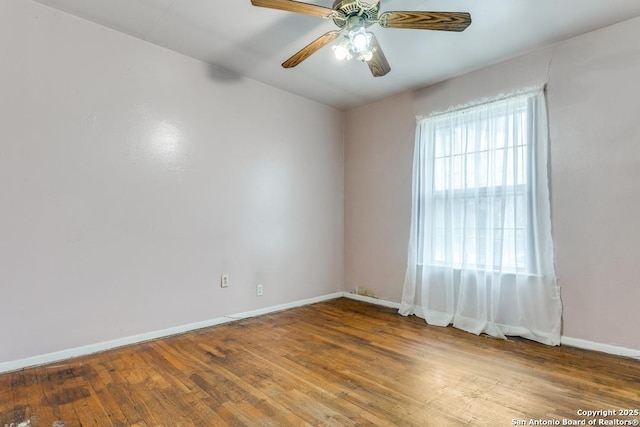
[416,84,546,122]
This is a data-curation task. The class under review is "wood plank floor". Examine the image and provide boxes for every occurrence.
[1,298,639,426]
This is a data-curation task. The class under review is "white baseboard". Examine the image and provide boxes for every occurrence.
[229,292,344,319]
[561,336,640,360]
[342,292,401,309]
[3,292,637,374]
[0,292,343,374]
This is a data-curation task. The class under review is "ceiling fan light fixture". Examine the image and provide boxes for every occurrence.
[358,50,374,62]
[332,41,352,60]
[350,27,371,52]
[332,17,374,62]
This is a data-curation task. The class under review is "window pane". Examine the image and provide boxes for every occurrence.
[434,158,445,191]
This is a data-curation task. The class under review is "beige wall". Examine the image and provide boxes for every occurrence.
[344,91,415,302]
[345,17,640,350]
[0,0,344,365]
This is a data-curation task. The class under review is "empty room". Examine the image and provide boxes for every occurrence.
[1,0,639,426]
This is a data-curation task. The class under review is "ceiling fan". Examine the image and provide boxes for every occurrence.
[250,0,472,77]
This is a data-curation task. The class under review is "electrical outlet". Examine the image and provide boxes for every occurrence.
[256,283,263,296]
[221,274,229,288]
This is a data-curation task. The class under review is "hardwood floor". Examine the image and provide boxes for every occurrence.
[1,298,639,426]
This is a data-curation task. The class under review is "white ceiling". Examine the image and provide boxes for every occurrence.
[31,0,640,110]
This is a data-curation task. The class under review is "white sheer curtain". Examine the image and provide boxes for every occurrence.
[399,88,562,345]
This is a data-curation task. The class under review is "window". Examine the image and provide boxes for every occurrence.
[416,95,537,274]
[401,89,562,345]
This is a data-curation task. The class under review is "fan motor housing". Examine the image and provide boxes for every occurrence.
[332,0,380,27]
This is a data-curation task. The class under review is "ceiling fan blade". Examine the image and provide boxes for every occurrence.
[251,0,334,18]
[379,11,472,32]
[282,30,341,68]
[367,35,390,77]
